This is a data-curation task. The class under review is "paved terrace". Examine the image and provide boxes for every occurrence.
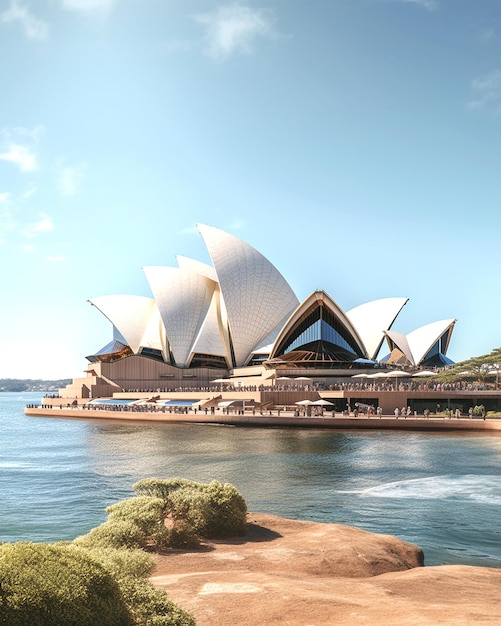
[40,381,501,414]
[24,403,501,432]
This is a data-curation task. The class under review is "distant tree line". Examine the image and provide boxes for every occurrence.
[0,378,71,392]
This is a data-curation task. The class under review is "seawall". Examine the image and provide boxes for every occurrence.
[24,406,501,432]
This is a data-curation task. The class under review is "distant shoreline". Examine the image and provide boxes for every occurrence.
[1,380,71,393]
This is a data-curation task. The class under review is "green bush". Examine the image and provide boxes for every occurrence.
[0,542,132,626]
[107,496,169,549]
[73,546,195,626]
[74,519,147,550]
[133,478,197,500]
[204,480,248,538]
[117,578,195,626]
[168,520,201,549]
[84,546,156,580]
[74,496,169,551]
[134,477,247,539]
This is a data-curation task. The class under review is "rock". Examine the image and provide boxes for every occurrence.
[151,513,501,625]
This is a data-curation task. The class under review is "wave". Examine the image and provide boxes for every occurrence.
[356,475,501,505]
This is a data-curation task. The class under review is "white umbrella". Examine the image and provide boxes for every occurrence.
[367,372,388,378]
[412,370,438,377]
[351,373,370,378]
[211,378,231,383]
[295,376,311,380]
[276,376,292,380]
[311,399,335,406]
[383,369,409,390]
[384,370,409,377]
[295,399,313,405]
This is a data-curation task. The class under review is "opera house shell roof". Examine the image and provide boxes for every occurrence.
[88,224,455,371]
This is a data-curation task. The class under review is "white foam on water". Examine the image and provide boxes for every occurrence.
[359,475,501,505]
[0,461,31,468]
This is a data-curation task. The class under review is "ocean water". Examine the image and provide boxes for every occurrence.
[1,392,500,567]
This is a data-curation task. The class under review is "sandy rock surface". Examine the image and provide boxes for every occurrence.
[151,513,501,625]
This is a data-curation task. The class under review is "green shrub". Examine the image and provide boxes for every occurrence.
[74,519,147,550]
[84,546,156,580]
[74,496,169,551]
[204,480,248,537]
[168,520,201,549]
[72,546,194,626]
[133,478,198,500]
[0,542,132,626]
[134,477,247,539]
[117,578,195,626]
[107,496,169,549]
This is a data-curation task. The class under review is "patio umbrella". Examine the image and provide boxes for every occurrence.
[412,370,438,377]
[295,399,313,405]
[351,373,370,378]
[383,370,410,390]
[311,399,335,406]
[384,370,409,377]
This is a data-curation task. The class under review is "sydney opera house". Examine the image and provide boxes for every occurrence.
[59,223,456,404]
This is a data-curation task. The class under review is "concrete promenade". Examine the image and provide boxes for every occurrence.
[24,405,501,432]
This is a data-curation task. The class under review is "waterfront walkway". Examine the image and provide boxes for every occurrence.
[24,405,501,432]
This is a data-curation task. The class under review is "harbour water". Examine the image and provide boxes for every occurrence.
[1,392,500,567]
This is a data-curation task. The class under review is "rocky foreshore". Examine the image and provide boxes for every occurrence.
[151,513,501,625]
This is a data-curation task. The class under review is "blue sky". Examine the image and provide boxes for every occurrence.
[1,0,501,379]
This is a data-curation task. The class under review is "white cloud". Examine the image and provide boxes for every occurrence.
[385,0,439,10]
[0,143,38,171]
[24,213,54,238]
[195,3,277,61]
[1,1,49,41]
[0,125,44,172]
[57,163,87,196]
[468,70,501,114]
[61,0,117,18]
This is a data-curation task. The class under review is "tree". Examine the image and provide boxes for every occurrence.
[436,347,501,387]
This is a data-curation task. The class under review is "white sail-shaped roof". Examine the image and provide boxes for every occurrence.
[175,255,228,362]
[143,266,215,368]
[176,255,218,283]
[190,290,229,362]
[384,330,415,364]
[89,295,158,355]
[347,297,408,360]
[197,223,299,367]
[139,305,167,356]
[406,319,456,366]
